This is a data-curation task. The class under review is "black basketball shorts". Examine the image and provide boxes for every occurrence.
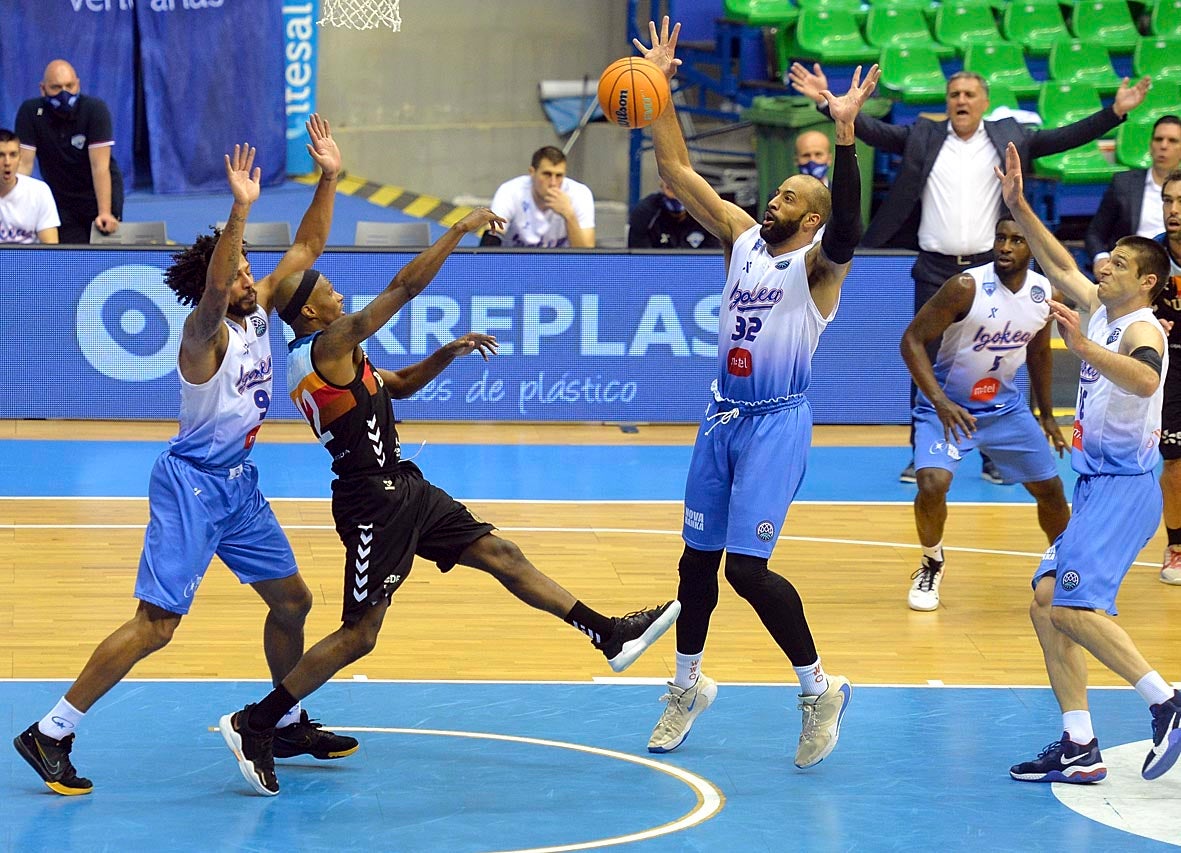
[330,462,495,623]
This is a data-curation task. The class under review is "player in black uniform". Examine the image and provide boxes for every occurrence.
[217,207,681,796]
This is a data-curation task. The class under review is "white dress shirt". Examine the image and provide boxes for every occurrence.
[917,123,1002,256]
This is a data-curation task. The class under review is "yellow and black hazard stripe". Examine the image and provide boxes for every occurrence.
[294,173,476,227]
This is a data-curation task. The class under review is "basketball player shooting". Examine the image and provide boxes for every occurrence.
[635,16,878,769]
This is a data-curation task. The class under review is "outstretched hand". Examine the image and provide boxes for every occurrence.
[821,64,880,125]
[993,142,1025,210]
[632,15,682,81]
[455,206,506,236]
[224,143,261,206]
[788,62,829,105]
[1048,298,1084,352]
[305,113,342,179]
[1113,75,1151,118]
[448,332,499,361]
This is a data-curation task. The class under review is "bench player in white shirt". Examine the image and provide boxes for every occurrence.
[999,142,1181,785]
[901,217,1070,611]
[482,145,595,248]
[637,17,876,769]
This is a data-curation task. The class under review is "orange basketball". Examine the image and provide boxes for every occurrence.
[597,56,670,130]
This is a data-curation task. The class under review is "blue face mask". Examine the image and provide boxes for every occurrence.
[798,160,829,181]
[45,89,79,116]
[661,195,685,214]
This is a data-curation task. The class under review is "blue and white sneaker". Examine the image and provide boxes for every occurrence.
[648,675,717,754]
[1142,690,1181,780]
[794,675,852,768]
[1010,733,1107,783]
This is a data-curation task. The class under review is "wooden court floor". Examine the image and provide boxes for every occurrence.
[2,420,1179,689]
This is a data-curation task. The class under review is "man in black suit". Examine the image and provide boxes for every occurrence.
[1085,115,1181,277]
[789,63,1150,483]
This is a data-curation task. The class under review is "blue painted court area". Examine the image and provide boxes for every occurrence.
[2,681,1176,852]
[0,439,1080,502]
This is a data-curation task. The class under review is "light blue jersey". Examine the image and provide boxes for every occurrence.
[714,225,833,404]
[169,307,273,470]
[1070,305,1167,476]
[918,263,1051,414]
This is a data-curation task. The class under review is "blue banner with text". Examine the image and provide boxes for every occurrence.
[0,248,915,424]
[283,1,319,175]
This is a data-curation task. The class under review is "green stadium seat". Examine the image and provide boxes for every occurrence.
[965,41,1043,99]
[791,8,881,63]
[985,80,1021,112]
[1115,119,1153,167]
[1002,0,1072,57]
[723,0,799,26]
[1037,80,1104,126]
[1047,39,1124,94]
[1151,0,1181,37]
[878,43,948,104]
[1132,80,1181,125]
[1033,141,1122,183]
[934,1,1005,56]
[1134,36,1181,86]
[1070,1,1141,54]
[865,5,956,58]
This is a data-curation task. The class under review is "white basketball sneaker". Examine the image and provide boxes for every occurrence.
[795,675,852,769]
[647,675,717,754]
[1161,547,1181,585]
[908,557,944,611]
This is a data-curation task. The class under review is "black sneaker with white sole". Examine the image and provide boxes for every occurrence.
[219,706,279,796]
[273,710,359,760]
[595,600,681,672]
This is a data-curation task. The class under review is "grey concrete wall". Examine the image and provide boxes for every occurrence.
[318,1,636,202]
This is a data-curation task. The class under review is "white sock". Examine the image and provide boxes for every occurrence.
[276,702,303,729]
[674,650,703,689]
[38,697,85,740]
[921,542,944,563]
[1135,671,1175,706]
[1062,710,1094,745]
[794,659,829,696]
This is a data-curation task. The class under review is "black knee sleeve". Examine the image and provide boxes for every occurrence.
[675,546,722,654]
[724,553,818,666]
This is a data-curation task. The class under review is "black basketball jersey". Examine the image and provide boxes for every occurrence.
[288,333,401,477]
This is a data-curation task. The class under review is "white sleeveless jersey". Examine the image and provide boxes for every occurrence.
[715,225,834,403]
[1071,305,1166,476]
[921,263,1051,413]
[169,307,273,469]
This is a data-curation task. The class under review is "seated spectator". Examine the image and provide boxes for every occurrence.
[795,129,831,186]
[627,177,719,249]
[481,146,595,247]
[0,128,59,244]
[1085,114,1181,276]
[15,59,123,244]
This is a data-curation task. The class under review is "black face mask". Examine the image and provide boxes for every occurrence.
[44,90,79,117]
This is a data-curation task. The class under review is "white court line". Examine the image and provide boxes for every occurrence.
[0,518,1160,568]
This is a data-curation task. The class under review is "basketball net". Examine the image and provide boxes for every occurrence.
[318,0,401,31]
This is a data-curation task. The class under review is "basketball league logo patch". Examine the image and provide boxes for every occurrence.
[250,315,267,336]
[1030,285,1045,303]
[1106,328,1122,345]
[755,520,775,542]
[1060,570,1081,591]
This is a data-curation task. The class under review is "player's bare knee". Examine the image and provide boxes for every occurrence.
[1025,477,1065,504]
[271,584,313,624]
[1049,604,1089,636]
[916,468,951,497]
[134,605,180,652]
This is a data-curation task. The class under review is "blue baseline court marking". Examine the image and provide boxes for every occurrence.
[1,681,1174,852]
[0,439,1079,502]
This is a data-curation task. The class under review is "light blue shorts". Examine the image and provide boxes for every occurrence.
[682,396,811,559]
[135,452,297,615]
[1032,472,1161,615]
[913,403,1060,484]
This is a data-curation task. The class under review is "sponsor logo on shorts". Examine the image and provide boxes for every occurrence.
[1030,285,1046,303]
[755,520,775,541]
[1061,570,1081,591]
[184,573,204,599]
[684,508,705,532]
[1042,545,1056,561]
[930,441,962,461]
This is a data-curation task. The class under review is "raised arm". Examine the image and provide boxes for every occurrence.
[635,17,755,252]
[257,114,342,308]
[788,61,909,154]
[1027,76,1148,158]
[178,144,260,381]
[995,142,1099,312]
[376,333,498,398]
[314,207,504,361]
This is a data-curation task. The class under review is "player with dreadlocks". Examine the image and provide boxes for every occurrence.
[13,116,358,796]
